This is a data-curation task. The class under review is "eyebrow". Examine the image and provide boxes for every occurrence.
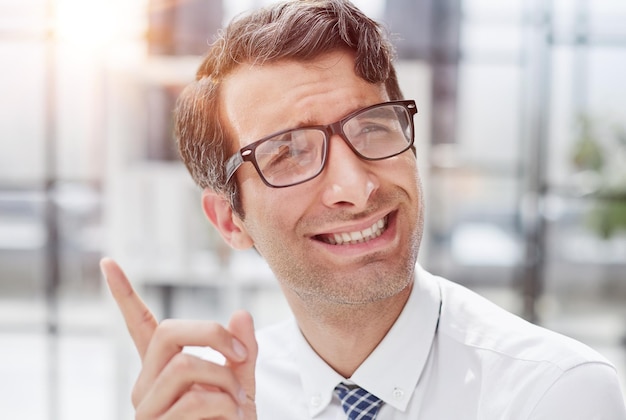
[361,106,396,119]
[289,102,375,129]
[294,117,317,128]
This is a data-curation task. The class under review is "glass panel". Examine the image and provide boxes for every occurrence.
[552,0,578,33]
[460,22,523,57]
[588,47,626,118]
[547,46,626,191]
[547,45,577,187]
[55,46,105,181]
[541,193,626,348]
[0,41,47,182]
[589,0,626,19]
[554,0,626,39]
[461,0,525,17]
[54,182,102,298]
[455,63,522,166]
[426,171,522,287]
[0,189,47,328]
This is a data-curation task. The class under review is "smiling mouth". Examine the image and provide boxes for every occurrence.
[315,215,389,245]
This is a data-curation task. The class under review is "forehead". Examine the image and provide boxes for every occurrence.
[219,51,388,149]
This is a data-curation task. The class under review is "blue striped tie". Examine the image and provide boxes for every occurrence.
[335,383,383,420]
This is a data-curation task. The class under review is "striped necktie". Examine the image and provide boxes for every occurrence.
[335,383,384,420]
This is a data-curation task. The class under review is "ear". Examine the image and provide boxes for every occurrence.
[201,188,254,250]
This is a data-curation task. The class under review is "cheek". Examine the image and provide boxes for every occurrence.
[239,183,305,238]
[387,155,421,193]
[240,196,307,274]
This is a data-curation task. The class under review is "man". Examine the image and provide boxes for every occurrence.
[100,0,626,418]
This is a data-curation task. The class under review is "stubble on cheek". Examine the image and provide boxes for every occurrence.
[243,168,424,306]
[253,222,420,307]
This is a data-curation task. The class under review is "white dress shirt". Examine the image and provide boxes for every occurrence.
[254,265,626,419]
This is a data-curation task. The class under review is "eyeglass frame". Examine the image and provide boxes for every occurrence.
[224,99,418,188]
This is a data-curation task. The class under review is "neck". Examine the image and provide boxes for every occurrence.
[286,282,413,378]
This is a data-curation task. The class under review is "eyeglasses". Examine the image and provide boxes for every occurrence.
[225,100,418,188]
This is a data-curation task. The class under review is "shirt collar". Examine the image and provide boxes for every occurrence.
[294,264,442,417]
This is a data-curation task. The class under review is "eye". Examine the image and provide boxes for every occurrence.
[265,142,295,169]
[261,131,315,170]
[358,122,392,134]
[347,120,394,144]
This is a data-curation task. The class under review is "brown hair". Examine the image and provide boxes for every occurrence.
[175,0,402,217]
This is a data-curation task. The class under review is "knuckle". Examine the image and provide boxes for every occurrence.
[204,321,223,337]
[169,353,194,373]
[205,322,232,348]
[178,389,237,417]
[179,389,207,412]
[139,307,156,327]
[158,318,177,331]
[153,318,177,341]
[128,308,157,337]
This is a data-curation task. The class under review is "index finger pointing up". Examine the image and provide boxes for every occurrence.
[101,257,158,360]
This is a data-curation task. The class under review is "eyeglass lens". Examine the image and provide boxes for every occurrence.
[254,103,412,187]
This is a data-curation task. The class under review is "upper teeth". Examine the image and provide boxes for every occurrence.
[323,216,388,245]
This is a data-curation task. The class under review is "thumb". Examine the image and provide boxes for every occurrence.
[227,310,258,419]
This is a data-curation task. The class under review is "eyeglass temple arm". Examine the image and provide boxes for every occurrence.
[225,153,244,182]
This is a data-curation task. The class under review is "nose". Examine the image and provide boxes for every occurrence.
[319,134,379,209]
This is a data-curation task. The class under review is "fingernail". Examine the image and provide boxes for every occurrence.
[232,337,247,359]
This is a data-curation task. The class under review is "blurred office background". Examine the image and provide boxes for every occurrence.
[0,0,625,418]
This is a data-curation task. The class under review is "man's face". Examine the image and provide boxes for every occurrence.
[220,50,424,307]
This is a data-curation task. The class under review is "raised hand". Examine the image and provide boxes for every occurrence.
[101,258,258,419]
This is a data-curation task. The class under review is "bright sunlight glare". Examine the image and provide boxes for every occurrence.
[54,0,143,47]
